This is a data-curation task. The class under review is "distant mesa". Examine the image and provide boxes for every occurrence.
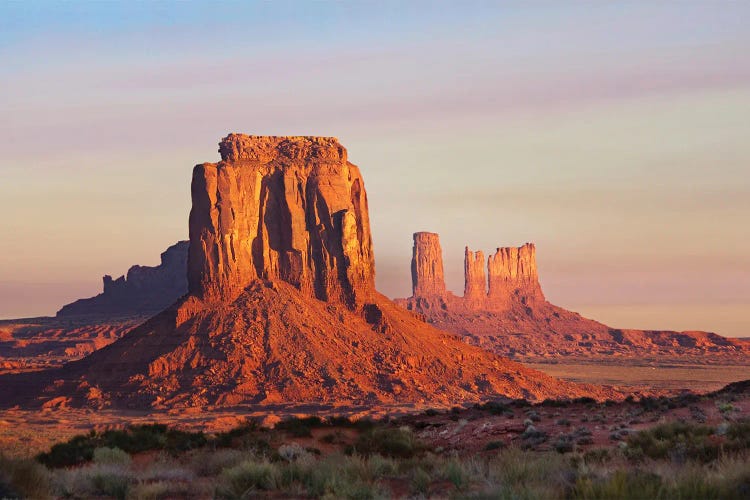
[2,135,607,409]
[395,232,749,361]
[57,241,189,318]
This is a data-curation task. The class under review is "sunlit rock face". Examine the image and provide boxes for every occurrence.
[411,232,447,298]
[395,234,748,361]
[397,233,543,313]
[487,243,545,309]
[463,247,487,308]
[2,135,612,409]
[188,134,374,309]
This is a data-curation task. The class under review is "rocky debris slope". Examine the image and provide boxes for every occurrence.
[57,241,189,317]
[1,135,613,409]
[396,233,749,362]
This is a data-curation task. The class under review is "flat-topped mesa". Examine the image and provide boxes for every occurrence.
[188,134,374,308]
[411,232,447,297]
[218,134,347,163]
[487,243,544,307]
[463,247,486,307]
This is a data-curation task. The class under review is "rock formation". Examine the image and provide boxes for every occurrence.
[487,244,544,308]
[57,241,189,317]
[395,233,749,361]
[1,135,612,409]
[409,232,448,313]
[188,135,373,308]
[463,247,486,308]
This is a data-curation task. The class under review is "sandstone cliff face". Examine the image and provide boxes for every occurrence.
[57,241,189,317]
[463,247,486,307]
[4,135,610,409]
[188,135,374,309]
[398,233,543,313]
[487,244,544,308]
[410,232,446,298]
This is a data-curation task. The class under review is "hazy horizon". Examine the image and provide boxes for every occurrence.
[2,2,748,337]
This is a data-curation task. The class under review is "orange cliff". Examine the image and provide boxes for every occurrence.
[1,135,611,409]
[395,232,749,361]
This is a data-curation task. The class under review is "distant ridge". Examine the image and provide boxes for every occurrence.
[57,241,188,317]
[395,232,749,361]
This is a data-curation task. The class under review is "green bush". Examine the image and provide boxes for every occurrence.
[275,416,324,437]
[92,446,131,465]
[484,440,506,451]
[216,460,279,497]
[410,467,431,495]
[37,424,207,467]
[89,465,133,500]
[625,421,718,463]
[355,427,425,458]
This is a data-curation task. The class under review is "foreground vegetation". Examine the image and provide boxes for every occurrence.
[1,415,750,499]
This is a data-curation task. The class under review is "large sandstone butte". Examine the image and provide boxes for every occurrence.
[396,233,749,361]
[2,135,610,409]
[57,241,189,317]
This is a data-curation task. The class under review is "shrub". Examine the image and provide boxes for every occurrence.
[275,416,323,437]
[89,465,133,500]
[355,427,425,458]
[484,440,506,451]
[0,454,52,499]
[443,459,469,489]
[92,446,131,466]
[411,467,431,495]
[478,400,513,415]
[626,421,719,463]
[190,448,246,476]
[216,460,279,497]
[554,435,575,454]
[37,424,207,467]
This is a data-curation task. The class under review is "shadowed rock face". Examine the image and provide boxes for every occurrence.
[57,241,189,317]
[188,135,374,309]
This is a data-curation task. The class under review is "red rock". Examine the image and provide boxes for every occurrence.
[189,135,373,309]
[1,135,613,409]
[463,247,486,307]
[395,233,749,362]
[487,244,544,309]
[411,232,447,298]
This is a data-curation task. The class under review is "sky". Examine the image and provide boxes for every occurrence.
[1,1,749,337]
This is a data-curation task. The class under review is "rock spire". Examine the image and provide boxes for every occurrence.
[411,232,447,297]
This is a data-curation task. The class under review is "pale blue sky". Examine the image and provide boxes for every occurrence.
[1,1,749,336]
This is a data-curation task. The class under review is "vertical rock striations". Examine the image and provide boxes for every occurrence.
[4,134,611,408]
[487,243,544,308]
[188,134,374,309]
[410,232,447,298]
[463,247,486,307]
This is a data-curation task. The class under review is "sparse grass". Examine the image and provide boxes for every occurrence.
[12,413,750,499]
